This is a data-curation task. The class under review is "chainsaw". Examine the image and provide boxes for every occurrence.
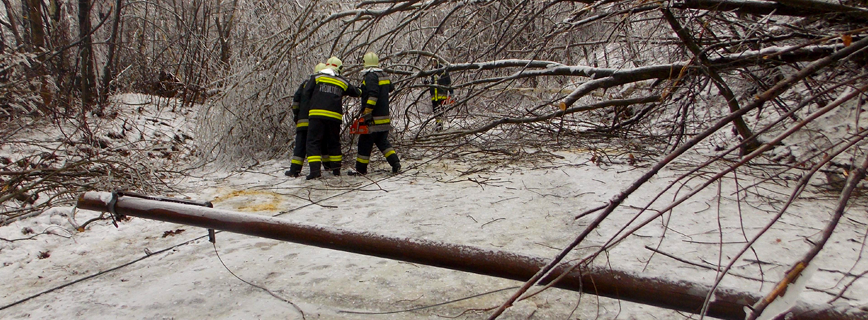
[350,117,369,134]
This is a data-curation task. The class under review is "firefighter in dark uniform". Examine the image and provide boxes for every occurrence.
[426,60,453,131]
[304,56,361,180]
[351,52,401,175]
[285,62,326,177]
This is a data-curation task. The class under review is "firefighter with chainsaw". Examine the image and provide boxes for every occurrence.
[304,56,361,180]
[349,52,401,175]
[425,60,454,131]
[285,62,327,178]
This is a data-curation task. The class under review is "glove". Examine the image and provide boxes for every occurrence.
[361,108,374,124]
[362,113,374,126]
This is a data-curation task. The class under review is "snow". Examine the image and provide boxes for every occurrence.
[1,94,867,319]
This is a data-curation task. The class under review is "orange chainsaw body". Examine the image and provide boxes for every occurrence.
[350,118,369,134]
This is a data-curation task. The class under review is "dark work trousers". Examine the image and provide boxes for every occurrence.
[287,130,308,175]
[432,99,445,130]
[306,118,342,174]
[355,131,399,173]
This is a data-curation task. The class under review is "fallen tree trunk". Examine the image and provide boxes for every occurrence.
[77,191,864,320]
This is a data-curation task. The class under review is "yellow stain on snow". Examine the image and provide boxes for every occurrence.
[210,188,284,212]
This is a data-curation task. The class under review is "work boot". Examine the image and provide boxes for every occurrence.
[322,160,331,173]
[327,162,341,176]
[284,163,302,177]
[351,163,368,176]
[306,163,322,180]
[347,169,364,176]
[386,154,401,174]
[323,159,341,176]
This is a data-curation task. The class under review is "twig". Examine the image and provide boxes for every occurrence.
[746,147,868,319]
[78,212,109,230]
[641,245,853,300]
[574,204,608,220]
[0,234,40,242]
[481,218,505,228]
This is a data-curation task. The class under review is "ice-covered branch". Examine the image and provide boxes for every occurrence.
[674,0,868,19]
[421,96,660,142]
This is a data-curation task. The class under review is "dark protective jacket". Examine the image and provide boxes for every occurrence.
[360,68,394,132]
[304,69,361,122]
[291,79,311,131]
[429,68,453,101]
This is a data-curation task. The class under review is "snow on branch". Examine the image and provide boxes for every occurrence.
[421,96,661,142]
[410,59,568,77]
[710,44,847,65]
[674,0,868,19]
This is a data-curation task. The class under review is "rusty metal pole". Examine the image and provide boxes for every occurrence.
[77,191,861,320]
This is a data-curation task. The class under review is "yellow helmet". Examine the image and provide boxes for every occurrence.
[314,62,326,73]
[326,56,343,74]
[363,52,379,68]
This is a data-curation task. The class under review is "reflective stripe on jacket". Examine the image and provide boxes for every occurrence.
[429,69,453,101]
[360,69,394,132]
[305,70,361,122]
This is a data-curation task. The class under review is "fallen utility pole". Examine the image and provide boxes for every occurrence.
[78,191,861,320]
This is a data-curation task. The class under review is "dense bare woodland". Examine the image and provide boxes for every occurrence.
[2,0,868,318]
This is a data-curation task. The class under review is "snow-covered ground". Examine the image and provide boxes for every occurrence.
[1,94,866,319]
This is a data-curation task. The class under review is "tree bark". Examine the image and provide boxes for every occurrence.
[216,0,238,69]
[48,0,71,107]
[27,0,44,51]
[98,0,124,108]
[20,0,31,49]
[1,0,23,49]
[78,0,96,109]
